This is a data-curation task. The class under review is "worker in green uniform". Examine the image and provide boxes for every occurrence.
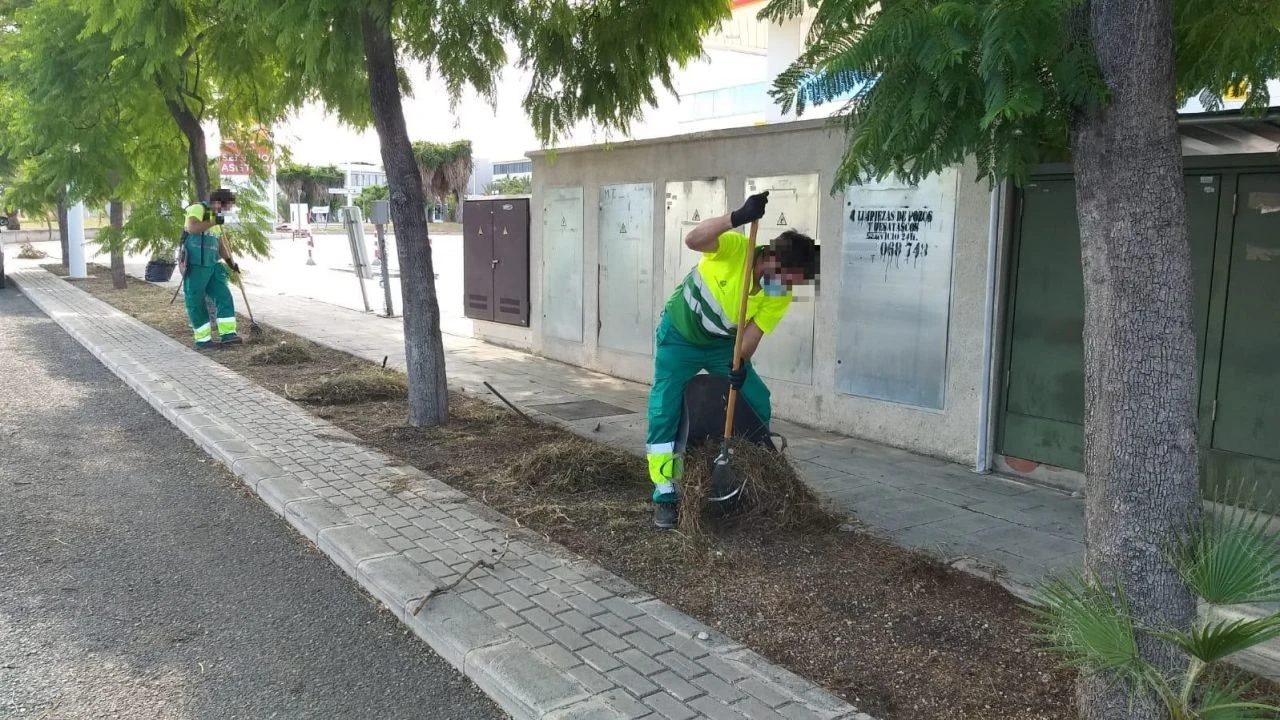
[647,191,820,528]
[178,188,243,350]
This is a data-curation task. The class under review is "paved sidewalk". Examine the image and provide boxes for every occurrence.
[244,292,1086,594]
[12,267,870,720]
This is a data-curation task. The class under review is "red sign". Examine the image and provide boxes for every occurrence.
[219,141,271,177]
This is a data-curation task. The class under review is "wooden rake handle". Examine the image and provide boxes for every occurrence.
[723,220,759,441]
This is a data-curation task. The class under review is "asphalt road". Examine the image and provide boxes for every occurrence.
[0,286,505,720]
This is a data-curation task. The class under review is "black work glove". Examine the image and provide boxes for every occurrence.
[215,213,226,225]
[730,191,769,228]
[728,363,747,391]
[227,259,241,274]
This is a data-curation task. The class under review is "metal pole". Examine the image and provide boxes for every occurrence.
[375,221,394,317]
[66,199,87,278]
[974,180,1005,475]
[343,206,372,312]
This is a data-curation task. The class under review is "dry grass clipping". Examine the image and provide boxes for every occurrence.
[291,368,408,405]
[679,439,840,537]
[249,341,315,366]
[507,438,646,494]
[17,243,47,259]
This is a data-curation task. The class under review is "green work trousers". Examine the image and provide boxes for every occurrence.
[183,262,237,343]
[645,316,770,499]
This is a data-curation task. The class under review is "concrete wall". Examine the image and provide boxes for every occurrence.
[528,119,1001,464]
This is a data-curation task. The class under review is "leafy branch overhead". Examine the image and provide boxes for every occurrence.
[761,0,1280,187]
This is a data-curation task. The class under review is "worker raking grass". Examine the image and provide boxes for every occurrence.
[178,188,244,350]
[647,191,820,529]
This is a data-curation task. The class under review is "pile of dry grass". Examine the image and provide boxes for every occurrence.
[290,368,408,405]
[17,243,47,259]
[506,438,646,494]
[679,439,840,536]
[249,341,315,366]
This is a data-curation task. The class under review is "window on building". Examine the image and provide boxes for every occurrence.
[493,160,532,176]
[678,82,770,123]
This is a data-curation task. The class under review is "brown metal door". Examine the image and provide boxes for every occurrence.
[492,198,530,326]
[463,199,495,321]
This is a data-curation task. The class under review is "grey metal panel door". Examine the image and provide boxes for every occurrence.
[999,175,1220,470]
[598,183,655,356]
[463,199,495,322]
[542,187,585,342]
[492,198,530,326]
[1209,173,1280,462]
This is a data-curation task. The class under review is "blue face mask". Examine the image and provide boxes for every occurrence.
[761,275,787,297]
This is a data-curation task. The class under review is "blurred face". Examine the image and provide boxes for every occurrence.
[213,199,235,213]
[756,248,811,289]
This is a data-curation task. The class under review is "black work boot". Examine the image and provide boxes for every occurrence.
[653,500,678,530]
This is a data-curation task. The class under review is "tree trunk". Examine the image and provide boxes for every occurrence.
[1067,0,1199,717]
[360,2,449,427]
[5,209,19,231]
[167,98,210,200]
[56,196,69,269]
[109,199,126,290]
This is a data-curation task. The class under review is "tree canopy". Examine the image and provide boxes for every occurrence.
[758,0,1279,187]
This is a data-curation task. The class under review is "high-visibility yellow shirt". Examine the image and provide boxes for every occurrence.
[183,203,223,267]
[663,230,791,346]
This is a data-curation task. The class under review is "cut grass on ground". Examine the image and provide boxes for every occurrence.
[55,264,1280,720]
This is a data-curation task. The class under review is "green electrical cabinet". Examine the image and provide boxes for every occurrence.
[999,169,1280,511]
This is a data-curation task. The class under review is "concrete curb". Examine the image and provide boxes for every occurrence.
[12,269,876,720]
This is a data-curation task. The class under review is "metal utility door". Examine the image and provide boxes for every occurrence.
[598,183,655,356]
[463,199,496,321]
[492,198,530,326]
[836,169,958,410]
[999,175,1220,470]
[542,187,585,342]
[1204,172,1280,510]
[743,174,820,386]
[663,179,728,301]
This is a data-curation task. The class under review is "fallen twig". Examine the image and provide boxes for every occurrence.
[410,535,511,616]
[482,382,533,423]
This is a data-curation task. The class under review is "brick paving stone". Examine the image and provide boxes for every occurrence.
[691,674,746,704]
[548,626,591,652]
[618,648,665,677]
[510,623,554,650]
[654,651,705,679]
[623,631,669,658]
[522,606,560,631]
[644,691,699,720]
[650,672,704,703]
[579,646,623,673]
[584,628,630,654]
[739,677,793,708]
[607,667,659,699]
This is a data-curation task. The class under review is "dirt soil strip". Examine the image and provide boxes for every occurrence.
[47,265,1277,720]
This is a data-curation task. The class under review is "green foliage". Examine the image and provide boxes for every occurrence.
[412,139,473,215]
[276,161,344,208]
[353,184,389,219]
[1174,0,1280,113]
[484,175,533,195]
[256,0,728,149]
[1171,489,1280,605]
[762,0,1280,188]
[1036,499,1280,719]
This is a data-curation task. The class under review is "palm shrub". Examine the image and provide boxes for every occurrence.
[1036,493,1280,719]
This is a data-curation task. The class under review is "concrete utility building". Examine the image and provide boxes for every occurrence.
[458,110,1280,514]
